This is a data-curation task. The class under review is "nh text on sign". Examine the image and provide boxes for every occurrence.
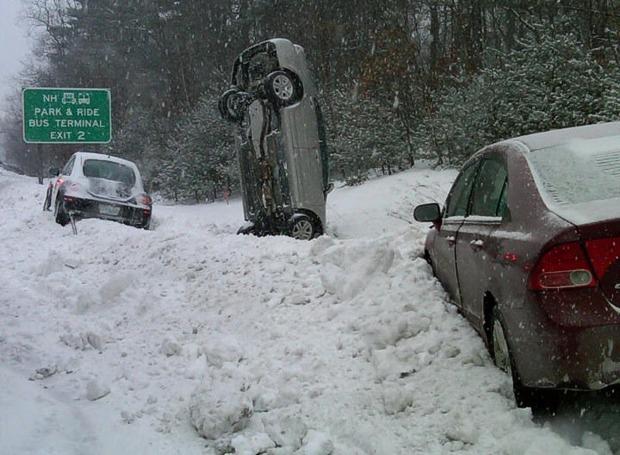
[23,88,112,144]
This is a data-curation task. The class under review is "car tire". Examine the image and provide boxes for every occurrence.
[237,224,256,236]
[219,88,251,123]
[264,70,302,107]
[289,214,316,241]
[490,306,558,413]
[54,197,69,226]
[424,250,437,277]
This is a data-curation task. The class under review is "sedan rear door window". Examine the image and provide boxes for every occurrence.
[470,159,508,217]
[445,162,479,218]
[61,156,75,176]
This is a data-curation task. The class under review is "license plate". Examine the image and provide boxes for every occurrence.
[99,204,120,216]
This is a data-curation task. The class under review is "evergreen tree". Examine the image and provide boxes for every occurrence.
[420,34,620,164]
[157,94,237,202]
[3,0,620,187]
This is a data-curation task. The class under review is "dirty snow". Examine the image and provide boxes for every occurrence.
[0,166,617,454]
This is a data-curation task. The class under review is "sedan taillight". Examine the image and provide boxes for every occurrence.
[583,237,620,281]
[529,242,597,291]
[136,194,152,206]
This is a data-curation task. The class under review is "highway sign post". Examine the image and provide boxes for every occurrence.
[23,88,111,144]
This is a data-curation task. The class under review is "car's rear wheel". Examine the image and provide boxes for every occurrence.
[491,310,513,375]
[264,70,302,107]
[490,306,558,413]
[54,197,69,226]
[290,215,315,241]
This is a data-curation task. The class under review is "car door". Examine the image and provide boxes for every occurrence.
[455,154,508,325]
[431,160,480,304]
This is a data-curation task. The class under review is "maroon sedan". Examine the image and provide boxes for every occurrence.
[414,122,620,408]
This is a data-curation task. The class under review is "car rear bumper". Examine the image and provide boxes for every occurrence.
[508,304,620,390]
[62,196,151,227]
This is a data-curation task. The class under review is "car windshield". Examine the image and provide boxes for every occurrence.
[528,135,620,206]
[82,159,136,186]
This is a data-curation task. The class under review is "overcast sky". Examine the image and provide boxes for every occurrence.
[0,0,31,106]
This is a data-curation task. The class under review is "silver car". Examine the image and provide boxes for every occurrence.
[50,151,152,229]
[219,38,331,240]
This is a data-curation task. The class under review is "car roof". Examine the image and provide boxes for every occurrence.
[267,38,293,48]
[238,38,294,62]
[73,151,137,168]
[504,121,620,152]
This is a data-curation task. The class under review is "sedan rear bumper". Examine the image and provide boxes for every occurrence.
[63,196,150,227]
[508,305,620,390]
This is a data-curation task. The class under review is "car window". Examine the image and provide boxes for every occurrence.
[83,159,136,186]
[470,158,508,217]
[61,156,75,176]
[315,101,329,189]
[496,180,509,219]
[445,161,479,218]
[232,59,243,86]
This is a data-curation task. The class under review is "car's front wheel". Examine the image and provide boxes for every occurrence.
[423,249,437,277]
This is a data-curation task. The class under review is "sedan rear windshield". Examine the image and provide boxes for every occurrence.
[528,135,620,206]
[83,159,136,186]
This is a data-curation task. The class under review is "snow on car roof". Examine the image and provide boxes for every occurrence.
[507,121,620,152]
[73,151,138,168]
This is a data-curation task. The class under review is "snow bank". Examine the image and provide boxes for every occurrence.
[189,367,254,440]
[0,167,614,454]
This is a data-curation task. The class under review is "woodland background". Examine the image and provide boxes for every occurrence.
[1,0,620,200]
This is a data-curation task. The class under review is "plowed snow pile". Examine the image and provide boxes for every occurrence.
[0,167,615,454]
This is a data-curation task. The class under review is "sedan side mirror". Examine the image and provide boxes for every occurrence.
[414,203,442,223]
[49,167,60,177]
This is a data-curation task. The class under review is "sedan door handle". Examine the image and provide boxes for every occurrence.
[446,235,456,246]
[470,239,484,249]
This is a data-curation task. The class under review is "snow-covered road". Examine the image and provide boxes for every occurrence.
[0,167,618,454]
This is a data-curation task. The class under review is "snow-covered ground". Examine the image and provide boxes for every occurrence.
[1,167,618,455]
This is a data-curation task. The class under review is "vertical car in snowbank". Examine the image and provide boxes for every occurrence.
[414,122,620,409]
[219,38,331,240]
[51,151,152,229]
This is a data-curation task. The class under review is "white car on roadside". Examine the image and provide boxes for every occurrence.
[50,151,152,229]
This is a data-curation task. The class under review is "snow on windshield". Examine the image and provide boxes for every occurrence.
[528,135,620,206]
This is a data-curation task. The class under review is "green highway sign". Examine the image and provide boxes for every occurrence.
[23,88,112,144]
